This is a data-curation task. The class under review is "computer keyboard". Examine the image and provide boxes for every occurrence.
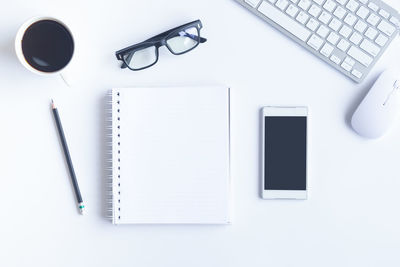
[235,0,400,82]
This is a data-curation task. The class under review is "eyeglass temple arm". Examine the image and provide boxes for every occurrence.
[145,29,207,42]
[196,36,207,43]
[196,36,208,43]
[120,52,134,69]
[145,19,207,43]
[145,20,199,40]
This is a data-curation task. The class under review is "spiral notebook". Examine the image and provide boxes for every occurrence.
[106,86,231,224]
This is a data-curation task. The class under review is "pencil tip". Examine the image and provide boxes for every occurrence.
[51,99,56,109]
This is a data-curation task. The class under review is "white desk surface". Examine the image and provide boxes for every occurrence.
[1,0,400,266]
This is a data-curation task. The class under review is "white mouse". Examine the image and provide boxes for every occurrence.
[351,69,400,139]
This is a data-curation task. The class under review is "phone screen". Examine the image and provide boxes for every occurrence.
[264,116,307,190]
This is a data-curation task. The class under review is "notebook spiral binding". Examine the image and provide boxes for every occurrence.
[105,90,121,223]
[105,91,113,221]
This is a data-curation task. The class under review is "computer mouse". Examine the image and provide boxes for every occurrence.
[351,69,400,139]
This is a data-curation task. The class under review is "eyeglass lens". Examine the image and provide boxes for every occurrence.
[123,46,157,70]
[166,27,199,54]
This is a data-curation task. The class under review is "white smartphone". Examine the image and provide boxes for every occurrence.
[262,106,308,199]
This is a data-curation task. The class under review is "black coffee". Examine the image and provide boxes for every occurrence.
[22,20,74,73]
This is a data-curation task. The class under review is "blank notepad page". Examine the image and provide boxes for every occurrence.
[110,86,231,224]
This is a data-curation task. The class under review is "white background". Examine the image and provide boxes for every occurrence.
[1,0,400,266]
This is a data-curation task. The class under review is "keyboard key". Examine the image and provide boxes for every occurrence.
[317,25,330,37]
[323,0,337,12]
[333,6,347,19]
[327,32,340,44]
[320,43,334,57]
[296,11,310,24]
[360,39,380,56]
[352,69,363,78]
[346,0,359,12]
[354,20,367,33]
[276,0,289,10]
[339,25,352,38]
[290,0,299,3]
[377,20,396,37]
[306,18,320,30]
[307,34,324,50]
[367,13,380,26]
[330,54,342,64]
[341,61,352,71]
[313,0,325,5]
[335,0,347,5]
[299,0,312,10]
[268,0,278,3]
[337,39,350,51]
[344,56,355,66]
[349,32,362,45]
[329,18,342,30]
[286,4,300,17]
[309,4,322,17]
[375,34,388,46]
[245,0,261,7]
[368,2,379,12]
[390,17,400,27]
[365,27,378,39]
[258,1,312,41]
[344,13,357,26]
[379,9,390,19]
[319,11,332,24]
[358,0,367,4]
[348,46,373,66]
[356,6,369,19]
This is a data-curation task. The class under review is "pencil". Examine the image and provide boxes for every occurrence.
[51,99,85,215]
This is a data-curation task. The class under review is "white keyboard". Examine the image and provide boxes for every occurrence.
[235,0,400,82]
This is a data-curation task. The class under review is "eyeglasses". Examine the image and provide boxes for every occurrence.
[115,20,207,71]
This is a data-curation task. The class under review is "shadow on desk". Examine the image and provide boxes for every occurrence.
[0,31,23,67]
[344,72,381,131]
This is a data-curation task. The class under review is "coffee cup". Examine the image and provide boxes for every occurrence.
[15,17,74,84]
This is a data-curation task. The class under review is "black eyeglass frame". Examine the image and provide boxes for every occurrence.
[115,20,207,71]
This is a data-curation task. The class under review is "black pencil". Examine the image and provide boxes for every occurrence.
[51,99,85,215]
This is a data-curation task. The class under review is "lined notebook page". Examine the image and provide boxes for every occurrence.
[112,87,230,224]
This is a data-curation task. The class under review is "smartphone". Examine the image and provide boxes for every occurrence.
[262,106,308,199]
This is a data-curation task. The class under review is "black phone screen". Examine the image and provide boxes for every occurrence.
[264,116,307,190]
